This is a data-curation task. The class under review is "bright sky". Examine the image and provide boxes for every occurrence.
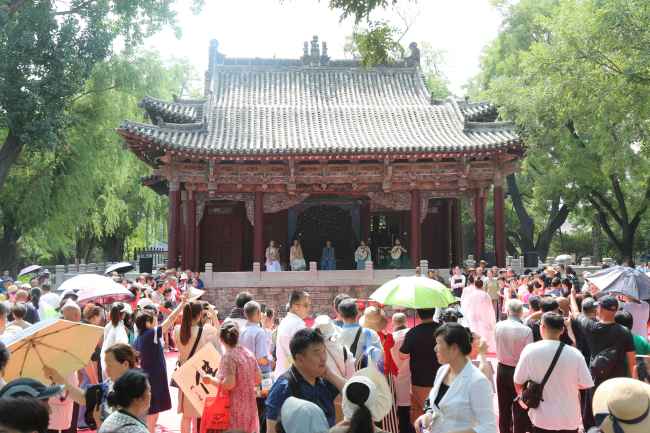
[145,0,504,96]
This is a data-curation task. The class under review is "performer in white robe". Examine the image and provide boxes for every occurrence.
[265,240,282,272]
[289,240,306,271]
[354,240,372,270]
[463,279,497,353]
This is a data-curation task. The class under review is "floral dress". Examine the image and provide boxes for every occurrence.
[217,345,261,433]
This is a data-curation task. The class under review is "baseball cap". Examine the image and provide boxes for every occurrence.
[0,377,64,400]
[595,295,619,311]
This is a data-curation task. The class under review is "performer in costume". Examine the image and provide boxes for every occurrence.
[265,240,282,272]
[354,240,372,270]
[388,239,407,269]
[289,239,306,271]
[320,240,336,270]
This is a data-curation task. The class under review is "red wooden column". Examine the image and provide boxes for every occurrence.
[360,200,370,243]
[494,179,506,268]
[451,198,463,266]
[253,191,264,266]
[410,190,421,265]
[473,189,486,262]
[167,181,181,269]
[183,186,197,271]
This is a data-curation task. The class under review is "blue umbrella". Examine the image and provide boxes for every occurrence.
[586,265,650,301]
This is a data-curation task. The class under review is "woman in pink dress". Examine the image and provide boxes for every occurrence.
[204,321,261,433]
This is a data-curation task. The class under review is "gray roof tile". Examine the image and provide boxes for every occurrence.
[121,64,519,157]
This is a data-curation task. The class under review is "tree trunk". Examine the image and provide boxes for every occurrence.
[592,215,601,263]
[506,174,535,252]
[587,175,649,266]
[621,227,635,267]
[0,131,24,193]
[507,174,569,262]
[0,224,21,273]
[102,235,126,262]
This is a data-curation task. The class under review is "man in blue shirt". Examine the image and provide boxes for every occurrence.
[240,300,273,373]
[240,300,273,432]
[265,328,345,432]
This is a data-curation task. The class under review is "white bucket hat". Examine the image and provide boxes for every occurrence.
[342,365,392,422]
[314,315,337,339]
[593,377,650,433]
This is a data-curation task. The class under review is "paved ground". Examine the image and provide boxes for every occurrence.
[156,352,181,433]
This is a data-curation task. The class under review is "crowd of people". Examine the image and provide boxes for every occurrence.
[0,261,648,433]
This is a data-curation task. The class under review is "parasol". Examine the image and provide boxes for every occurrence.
[3,319,103,383]
[586,265,650,301]
[18,264,43,278]
[370,276,456,309]
[104,261,135,275]
[57,274,133,305]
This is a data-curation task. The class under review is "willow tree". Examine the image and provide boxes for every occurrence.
[0,0,202,194]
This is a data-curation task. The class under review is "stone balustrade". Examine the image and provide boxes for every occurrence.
[52,262,137,289]
[201,260,445,289]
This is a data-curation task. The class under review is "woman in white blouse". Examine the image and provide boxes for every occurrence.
[414,323,496,433]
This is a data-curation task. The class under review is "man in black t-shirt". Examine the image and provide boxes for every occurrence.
[569,292,636,430]
[528,297,574,345]
[399,308,440,425]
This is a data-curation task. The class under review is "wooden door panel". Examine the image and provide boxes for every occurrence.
[199,204,244,271]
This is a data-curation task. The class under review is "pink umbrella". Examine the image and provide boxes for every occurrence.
[58,274,133,305]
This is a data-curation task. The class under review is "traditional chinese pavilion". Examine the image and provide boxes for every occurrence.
[119,37,523,273]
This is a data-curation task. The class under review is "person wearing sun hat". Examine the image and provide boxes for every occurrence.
[330,365,393,433]
[591,377,650,433]
[0,377,64,401]
[277,396,330,433]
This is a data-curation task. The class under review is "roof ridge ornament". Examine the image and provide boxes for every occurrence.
[301,35,329,66]
[405,42,420,67]
[206,39,225,95]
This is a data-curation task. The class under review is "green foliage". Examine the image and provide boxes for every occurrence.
[347,23,450,97]
[419,42,450,99]
[0,0,202,269]
[0,0,201,192]
[351,20,404,66]
[325,0,402,23]
[3,51,196,267]
[478,0,650,262]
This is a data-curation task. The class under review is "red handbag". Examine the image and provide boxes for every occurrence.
[200,386,230,433]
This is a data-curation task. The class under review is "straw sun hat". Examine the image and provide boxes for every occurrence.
[592,378,650,433]
[359,306,387,331]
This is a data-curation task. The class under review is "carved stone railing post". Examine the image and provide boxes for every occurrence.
[204,262,214,286]
[419,259,429,276]
[55,265,65,289]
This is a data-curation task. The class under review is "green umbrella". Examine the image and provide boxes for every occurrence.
[370,276,456,309]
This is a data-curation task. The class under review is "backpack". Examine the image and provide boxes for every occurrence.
[590,347,619,382]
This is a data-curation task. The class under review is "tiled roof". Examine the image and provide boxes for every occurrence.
[120,63,519,158]
[140,96,206,125]
[457,101,498,122]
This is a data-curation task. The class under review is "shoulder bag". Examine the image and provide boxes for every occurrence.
[519,342,565,409]
[170,325,204,388]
